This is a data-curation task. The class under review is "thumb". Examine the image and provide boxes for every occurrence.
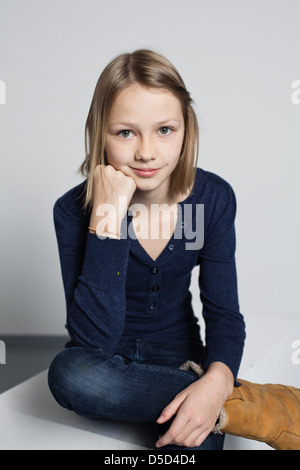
[156,392,186,424]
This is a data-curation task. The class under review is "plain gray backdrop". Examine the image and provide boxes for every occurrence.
[0,0,299,335]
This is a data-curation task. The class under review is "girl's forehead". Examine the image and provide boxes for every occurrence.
[115,83,178,101]
[109,84,183,121]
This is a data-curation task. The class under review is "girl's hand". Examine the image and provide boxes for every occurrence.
[89,164,136,236]
[155,362,234,448]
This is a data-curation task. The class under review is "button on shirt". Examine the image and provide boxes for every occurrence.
[53,168,246,380]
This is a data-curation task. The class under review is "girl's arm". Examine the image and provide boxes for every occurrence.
[53,165,136,352]
[198,181,245,381]
[156,176,245,448]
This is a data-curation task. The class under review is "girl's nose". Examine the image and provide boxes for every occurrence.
[135,137,156,161]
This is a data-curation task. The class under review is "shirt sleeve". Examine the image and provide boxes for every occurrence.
[53,194,130,352]
[197,180,246,382]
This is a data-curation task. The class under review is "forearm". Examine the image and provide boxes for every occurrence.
[89,201,126,239]
[66,233,129,350]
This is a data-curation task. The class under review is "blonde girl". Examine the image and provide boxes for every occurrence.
[48,49,245,450]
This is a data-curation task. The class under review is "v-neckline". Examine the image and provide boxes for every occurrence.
[127,189,196,264]
[126,168,199,263]
[130,206,180,263]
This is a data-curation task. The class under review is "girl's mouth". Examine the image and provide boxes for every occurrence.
[130,167,160,177]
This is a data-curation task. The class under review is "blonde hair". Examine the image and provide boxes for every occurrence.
[80,49,199,210]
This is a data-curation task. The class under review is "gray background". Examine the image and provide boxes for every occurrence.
[1,0,299,336]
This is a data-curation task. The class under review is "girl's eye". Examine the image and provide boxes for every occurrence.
[117,127,172,138]
[118,130,133,138]
[158,127,172,135]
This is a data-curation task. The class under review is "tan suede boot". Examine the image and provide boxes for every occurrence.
[216,378,300,450]
[180,361,300,450]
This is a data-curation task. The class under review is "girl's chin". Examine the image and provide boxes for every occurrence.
[134,181,158,192]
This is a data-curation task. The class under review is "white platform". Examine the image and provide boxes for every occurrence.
[0,314,299,450]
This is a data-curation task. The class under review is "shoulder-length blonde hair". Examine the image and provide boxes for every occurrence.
[80,49,199,210]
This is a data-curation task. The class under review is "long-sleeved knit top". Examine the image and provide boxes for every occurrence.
[53,167,246,380]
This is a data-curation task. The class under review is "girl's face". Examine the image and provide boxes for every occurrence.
[105,83,185,198]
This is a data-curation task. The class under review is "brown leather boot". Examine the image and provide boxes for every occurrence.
[180,361,300,450]
[215,379,300,450]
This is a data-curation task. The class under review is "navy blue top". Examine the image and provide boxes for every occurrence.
[53,168,246,380]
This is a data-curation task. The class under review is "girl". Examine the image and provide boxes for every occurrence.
[48,49,246,450]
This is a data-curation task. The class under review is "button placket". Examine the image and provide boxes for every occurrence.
[148,265,161,312]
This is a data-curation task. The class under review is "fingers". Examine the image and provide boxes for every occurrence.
[156,412,190,448]
[156,389,215,448]
[174,426,212,449]
[156,392,186,424]
[92,164,136,204]
[156,415,213,449]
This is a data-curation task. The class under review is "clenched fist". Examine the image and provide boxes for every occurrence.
[89,165,136,238]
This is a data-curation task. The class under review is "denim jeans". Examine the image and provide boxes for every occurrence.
[48,338,224,450]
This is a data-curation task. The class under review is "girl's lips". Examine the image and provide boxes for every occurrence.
[131,167,160,177]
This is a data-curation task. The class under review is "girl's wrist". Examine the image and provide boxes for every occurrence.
[206,362,234,397]
[89,208,123,236]
[88,226,121,240]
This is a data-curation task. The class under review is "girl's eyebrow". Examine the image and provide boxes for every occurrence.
[109,119,181,128]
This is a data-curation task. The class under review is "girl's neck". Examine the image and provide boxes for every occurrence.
[129,183,187,211]
[129,182,192,210]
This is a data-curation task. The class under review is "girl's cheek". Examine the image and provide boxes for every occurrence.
[105,146,120,164]
[106,141,133,164]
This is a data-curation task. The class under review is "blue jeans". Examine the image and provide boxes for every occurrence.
[48,339,224,450]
